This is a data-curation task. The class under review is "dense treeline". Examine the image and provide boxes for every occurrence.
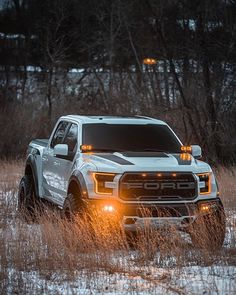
[0,0,236,162]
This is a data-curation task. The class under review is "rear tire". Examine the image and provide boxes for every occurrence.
[190,206,226,251]
[18,175,42,221]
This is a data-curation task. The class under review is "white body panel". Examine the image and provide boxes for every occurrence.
[25,115,219,214]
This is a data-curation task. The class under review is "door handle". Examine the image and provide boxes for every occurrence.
[42,156,48,162]
[53,161,60,166]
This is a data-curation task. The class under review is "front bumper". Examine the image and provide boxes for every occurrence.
[86,198,223,231]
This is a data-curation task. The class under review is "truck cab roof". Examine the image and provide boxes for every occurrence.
[60,115,167,125]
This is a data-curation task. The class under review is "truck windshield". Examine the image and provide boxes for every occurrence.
[82,123,181,153]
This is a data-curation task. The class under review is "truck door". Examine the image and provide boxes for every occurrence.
[42,120,70,205]
[54,123,79,203]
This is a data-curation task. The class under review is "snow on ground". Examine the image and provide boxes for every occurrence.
[4,264,236,294]
[1,186,236,295]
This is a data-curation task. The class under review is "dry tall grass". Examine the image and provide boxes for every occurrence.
[0,161,235,294]
[216,166,236,208]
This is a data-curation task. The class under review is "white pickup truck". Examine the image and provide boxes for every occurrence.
[18,115,225,248]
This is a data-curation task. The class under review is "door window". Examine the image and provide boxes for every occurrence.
[63,123,78,158]
[50,121,69,148]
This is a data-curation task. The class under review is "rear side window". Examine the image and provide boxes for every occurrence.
[63,123,78,157]
[50,121,69,148]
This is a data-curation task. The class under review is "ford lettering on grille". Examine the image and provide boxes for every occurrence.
[122,182,195,190]
[119,172,197,201]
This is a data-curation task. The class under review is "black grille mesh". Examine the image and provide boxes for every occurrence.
[119,172,197,201]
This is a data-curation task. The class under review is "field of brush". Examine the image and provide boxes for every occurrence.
[0,161,236,295]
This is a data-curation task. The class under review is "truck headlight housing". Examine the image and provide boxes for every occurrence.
[93,172,116,195]
[197,173,211,194]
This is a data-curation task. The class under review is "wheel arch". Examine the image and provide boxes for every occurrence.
[67,173,88,200]
[24,155,39,198]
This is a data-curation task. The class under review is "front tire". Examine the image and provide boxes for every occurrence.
[190,205,226,251]
[62,192,86,221]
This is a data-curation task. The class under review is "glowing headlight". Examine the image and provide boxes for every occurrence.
[197,173,211,194]
[93,172,116,195]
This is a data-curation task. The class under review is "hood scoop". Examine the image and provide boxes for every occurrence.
[94,154,134,165]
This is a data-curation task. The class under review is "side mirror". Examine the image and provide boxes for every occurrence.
[54,144,68,157]
[191,145,202,159]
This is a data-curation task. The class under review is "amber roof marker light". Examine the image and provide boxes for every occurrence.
[81,144,93,152]
[181,145,192,153]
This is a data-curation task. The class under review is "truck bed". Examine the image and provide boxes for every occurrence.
[30,139,49,147]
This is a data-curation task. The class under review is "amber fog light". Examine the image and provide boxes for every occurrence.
[198,202,218,214]
[103,205,115,213]
[199,203,211,213]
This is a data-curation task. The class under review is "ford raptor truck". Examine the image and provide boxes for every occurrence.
[18,115,226,248]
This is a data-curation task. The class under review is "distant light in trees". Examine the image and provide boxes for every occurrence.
[143,58,157,65]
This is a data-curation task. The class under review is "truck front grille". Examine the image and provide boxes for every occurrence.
[119,172,197,201]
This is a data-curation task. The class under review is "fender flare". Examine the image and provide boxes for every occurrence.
[67,171,89,199]
[25,154,39,198]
